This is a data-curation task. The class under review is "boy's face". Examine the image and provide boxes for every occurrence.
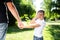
[37,12,44,19]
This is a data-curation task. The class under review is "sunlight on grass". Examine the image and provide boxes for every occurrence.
[6,30,33,40]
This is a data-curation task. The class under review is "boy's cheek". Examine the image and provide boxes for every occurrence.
[37,16,40,18]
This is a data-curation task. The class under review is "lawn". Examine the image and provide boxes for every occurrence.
[6,25,60,40]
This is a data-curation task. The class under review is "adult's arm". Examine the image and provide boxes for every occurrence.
[5,1,23,28]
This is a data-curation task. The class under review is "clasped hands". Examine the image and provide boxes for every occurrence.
[17,21,26,29]
[17,16,38,29]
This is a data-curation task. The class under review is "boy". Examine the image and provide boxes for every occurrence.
[23,10,46,40]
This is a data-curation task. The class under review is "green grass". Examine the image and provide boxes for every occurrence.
[6,26,33,40]
[6,30,33,40]
[6,25,60,40]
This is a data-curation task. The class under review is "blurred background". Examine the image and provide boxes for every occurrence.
[6,0,60,40]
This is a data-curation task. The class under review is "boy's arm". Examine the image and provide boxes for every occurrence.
[30,17,37,24]
[24,17,39,28]
[24,23,40,28]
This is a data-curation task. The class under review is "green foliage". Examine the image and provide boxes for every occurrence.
[44,0,60,21]
[49,25,60,40]
[51,0,60,20]
[44,0,52,21]
[13,0,35,18]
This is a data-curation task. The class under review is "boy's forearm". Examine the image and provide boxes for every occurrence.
[6,2,21,22]
[24,24,40,28]
[24,25,34,28]
[23,24,34,28]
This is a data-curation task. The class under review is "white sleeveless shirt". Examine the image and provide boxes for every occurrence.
[34,19,46,38]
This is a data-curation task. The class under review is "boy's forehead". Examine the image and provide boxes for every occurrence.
[37,12,44,14]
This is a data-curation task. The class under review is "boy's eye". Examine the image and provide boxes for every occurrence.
[39,14,43,15]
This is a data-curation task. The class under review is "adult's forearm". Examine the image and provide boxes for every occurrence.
[6,2,21,22]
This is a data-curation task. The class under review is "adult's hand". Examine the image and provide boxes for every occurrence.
[18,21,24,29]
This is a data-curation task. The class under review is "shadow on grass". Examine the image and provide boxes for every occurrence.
[47,25,60,40]
[7,25,33,34]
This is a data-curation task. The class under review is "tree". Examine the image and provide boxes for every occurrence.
[44,0,52,21]
[44,0,60,21]
[51,0,60,20]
